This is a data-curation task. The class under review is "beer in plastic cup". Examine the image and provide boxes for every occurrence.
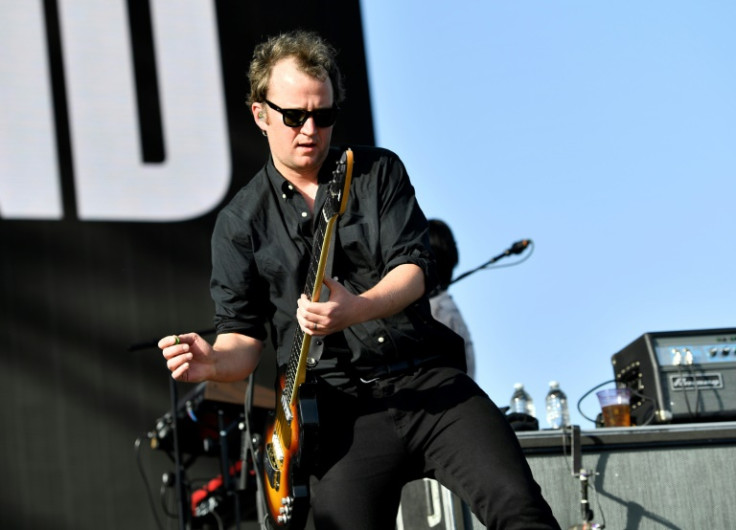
[596,388,632,427]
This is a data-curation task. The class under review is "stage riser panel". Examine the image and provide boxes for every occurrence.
[512,444,736,530]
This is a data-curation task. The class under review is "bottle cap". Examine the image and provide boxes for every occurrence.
[514,382,523,390]
[549,380,559,389]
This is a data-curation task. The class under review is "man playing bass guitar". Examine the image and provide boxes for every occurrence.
[159,30,560,530]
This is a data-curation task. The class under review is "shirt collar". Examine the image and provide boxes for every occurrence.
[264,148,342,202]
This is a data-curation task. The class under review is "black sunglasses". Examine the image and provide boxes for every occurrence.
[265,99,339,128]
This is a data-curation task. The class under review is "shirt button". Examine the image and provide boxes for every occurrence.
[301,211,308,218]
[377,336,385,344]
[282,193,287,199]
[288,184,294,190]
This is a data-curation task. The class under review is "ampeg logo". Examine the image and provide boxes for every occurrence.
[669,373,723,391]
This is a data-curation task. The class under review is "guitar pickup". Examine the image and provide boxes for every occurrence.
[265,441,282,490]
[281,394,293,422]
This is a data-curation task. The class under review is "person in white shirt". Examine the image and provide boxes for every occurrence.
[428,219,476,380]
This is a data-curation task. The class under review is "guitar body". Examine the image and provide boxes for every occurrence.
[260,149,353,529]
[262,373,319,529]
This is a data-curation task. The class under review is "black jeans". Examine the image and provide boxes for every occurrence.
[309,365,561,530]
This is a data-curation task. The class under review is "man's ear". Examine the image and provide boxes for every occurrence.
[252,102,267,132]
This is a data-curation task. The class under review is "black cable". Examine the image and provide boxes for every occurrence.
[449,240,535,286]
[577,379,658,427]
[630,389,657,426]
[557,429,606,529]
[479,241,535,271]
[685,362,702,418]
[586,471,607,529]
[559,428,608,529]
[210,509,225,530]
[160,476,178,519]
[575,379,617,424]
[134,436,165,530]
[677,364,695,418]
[242,373,270,528]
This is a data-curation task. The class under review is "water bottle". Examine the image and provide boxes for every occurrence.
[545,380,570,429]
[510,383,535,417]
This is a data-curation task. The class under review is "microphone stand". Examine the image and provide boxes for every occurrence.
[128,332,217,530]
[449,240,532,286]
[168,377,189,530]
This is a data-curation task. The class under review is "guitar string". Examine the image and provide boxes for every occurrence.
[281,158,343,413]
[278,200,331,444]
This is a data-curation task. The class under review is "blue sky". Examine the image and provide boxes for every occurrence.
[360,1,736,426]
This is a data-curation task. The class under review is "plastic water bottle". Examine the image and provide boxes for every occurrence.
[545,380,570,429]
[510,383,536,417]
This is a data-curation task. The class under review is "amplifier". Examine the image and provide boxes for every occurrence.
[611,328,736,425]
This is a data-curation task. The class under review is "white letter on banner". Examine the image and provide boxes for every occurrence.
[59,0,230,221]
[0,4,63,219]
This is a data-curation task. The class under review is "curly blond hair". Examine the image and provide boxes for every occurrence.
[247,30,345,107]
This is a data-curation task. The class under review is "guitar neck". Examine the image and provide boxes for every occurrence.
[279,149,353,418]
[282,212,336,409]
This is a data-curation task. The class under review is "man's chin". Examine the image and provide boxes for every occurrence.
[295,148,328,167]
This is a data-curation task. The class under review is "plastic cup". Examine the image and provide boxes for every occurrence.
[596,388,632,427]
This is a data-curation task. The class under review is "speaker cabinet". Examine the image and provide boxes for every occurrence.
[514,422,736,530]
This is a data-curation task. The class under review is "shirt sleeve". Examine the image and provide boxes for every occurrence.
[210,205,270,341]
[377,151,438,293]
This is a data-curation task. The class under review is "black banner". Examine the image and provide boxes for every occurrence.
[0,2,373,528]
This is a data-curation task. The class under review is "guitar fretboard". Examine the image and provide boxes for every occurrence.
[282,211,330,414]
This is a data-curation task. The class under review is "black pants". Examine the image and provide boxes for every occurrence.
[309,365,561,530]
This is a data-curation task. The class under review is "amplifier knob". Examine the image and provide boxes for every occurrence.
[722,347,731,356]
[671,349,682,365]
[709,348,718,357]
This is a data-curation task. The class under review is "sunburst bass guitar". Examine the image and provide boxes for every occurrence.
[261,148,354,529]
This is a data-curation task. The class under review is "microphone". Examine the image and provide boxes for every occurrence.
[449,238,533,286]
[507,239,531,255]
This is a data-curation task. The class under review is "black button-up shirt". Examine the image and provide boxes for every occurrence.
[210,145,461,384]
